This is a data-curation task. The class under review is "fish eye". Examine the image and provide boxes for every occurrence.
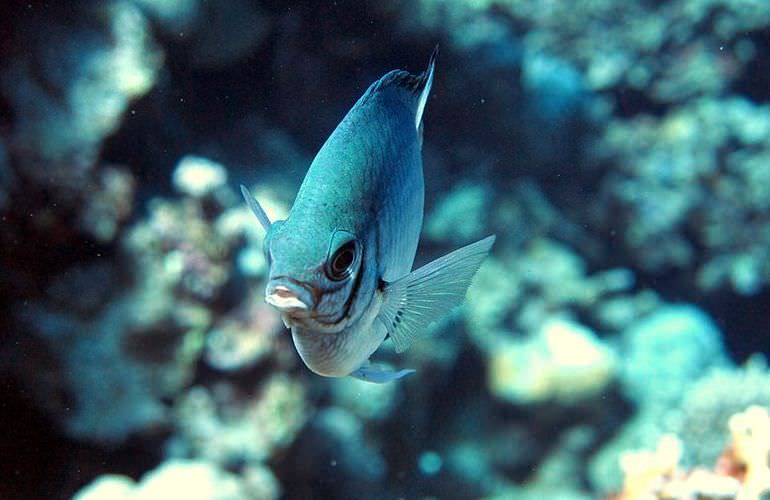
[326,240,357,281]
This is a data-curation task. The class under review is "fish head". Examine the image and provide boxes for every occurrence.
[264,225,364,331]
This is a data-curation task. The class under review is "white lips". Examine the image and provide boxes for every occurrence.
[266,286,309,310]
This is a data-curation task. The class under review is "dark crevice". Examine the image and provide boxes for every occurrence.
[731,28,770,103]
[702,289,770,363]
[0,374,166,500]
[612,85,669,118]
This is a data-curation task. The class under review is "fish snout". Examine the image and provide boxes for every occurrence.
[265,279,315,312]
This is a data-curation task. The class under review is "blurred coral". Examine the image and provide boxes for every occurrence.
[167,375,307,468]
[410,0,767,103]
[2,1,770,499]
[489,317,617,405]
[204,298,283,372]
[673,355,770,467]
[589,305,731,494]
[612,406,770,500]
[590,98,770,294]
[11,256,210,443]
[73,459,272,500]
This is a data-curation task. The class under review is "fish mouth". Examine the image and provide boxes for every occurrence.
[265,278,316,313]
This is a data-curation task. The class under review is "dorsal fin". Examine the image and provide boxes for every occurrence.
[356,45,438,132]
[415,46,437,131]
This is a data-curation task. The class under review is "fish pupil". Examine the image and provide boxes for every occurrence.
[328,241,356,279]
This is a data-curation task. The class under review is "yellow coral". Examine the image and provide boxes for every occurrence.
[729,405,770,500]
[488,318,617,405]
[615,405,770,500]
[618,434,682,500]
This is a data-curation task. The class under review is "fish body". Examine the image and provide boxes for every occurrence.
[242,48,495,382]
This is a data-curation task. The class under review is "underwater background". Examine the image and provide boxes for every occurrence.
[2,0,770,499]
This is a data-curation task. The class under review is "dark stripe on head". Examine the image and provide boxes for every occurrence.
[339,243,365,322]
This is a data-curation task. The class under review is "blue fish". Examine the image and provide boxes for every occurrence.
[241,48,495,383]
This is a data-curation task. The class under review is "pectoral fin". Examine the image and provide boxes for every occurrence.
[350,364,416,383]
[378,235,496,353]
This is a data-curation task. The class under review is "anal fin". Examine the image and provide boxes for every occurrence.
[350,365,416,384]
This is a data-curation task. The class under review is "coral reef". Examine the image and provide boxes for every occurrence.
[73,459,276,500]
[13,267,209,444]
[0,0,158,253]
[410,0,767,103]
[167,374,307,468]
[673,356,770,467]
[1,1,159,167]
[2,0,770,499]
[619,305,730,411]
[203,299,284,372]
[488,317,618,405]
[613,405,770,500]
[590,98,770,294]
[589,305,732,493]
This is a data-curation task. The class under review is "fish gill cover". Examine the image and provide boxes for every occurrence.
[0,1,769,499]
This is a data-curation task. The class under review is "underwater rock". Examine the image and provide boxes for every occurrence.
[488,318,617,405]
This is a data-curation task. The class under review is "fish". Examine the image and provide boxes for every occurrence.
[241,47,495,383]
